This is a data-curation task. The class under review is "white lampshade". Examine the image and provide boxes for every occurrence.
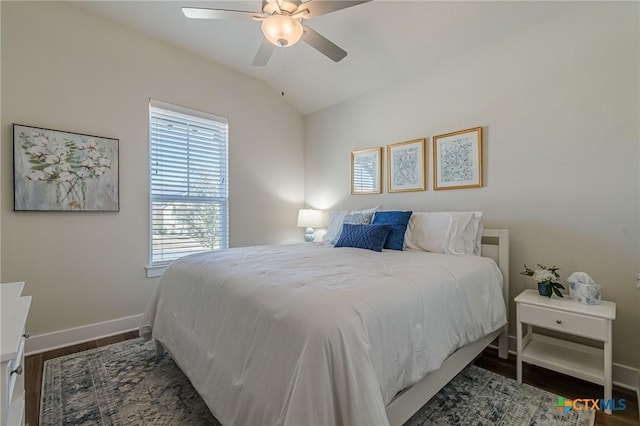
[297,208,324,228]
[261,14,304,47]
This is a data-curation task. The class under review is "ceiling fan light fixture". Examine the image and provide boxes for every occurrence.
[261,14,303,47]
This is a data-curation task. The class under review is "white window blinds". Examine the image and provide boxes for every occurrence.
[149,101,228,265]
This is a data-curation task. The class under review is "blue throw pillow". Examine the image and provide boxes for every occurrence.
[371,211,413,250]
[334,224,391,252]
[331,211,375,244]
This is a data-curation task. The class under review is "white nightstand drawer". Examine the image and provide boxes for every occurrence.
[519,304,607,340]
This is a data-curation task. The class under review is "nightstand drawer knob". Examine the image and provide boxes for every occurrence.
[555,320,563,324]
[11,365,23,376]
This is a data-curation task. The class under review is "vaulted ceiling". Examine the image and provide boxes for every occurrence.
[71,1,581,115]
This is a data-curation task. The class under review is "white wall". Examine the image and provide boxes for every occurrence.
[305,3,640,368]
[1,2,304,336]
[0,2,2,283]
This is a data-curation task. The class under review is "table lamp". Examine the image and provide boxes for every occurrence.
[297,208,324,242]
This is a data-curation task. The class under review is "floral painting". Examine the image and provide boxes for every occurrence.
[433,127,482,190]
[13,124,119,211]
[387,138,426,192]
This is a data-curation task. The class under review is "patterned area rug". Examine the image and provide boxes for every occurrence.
[41,338,594,426]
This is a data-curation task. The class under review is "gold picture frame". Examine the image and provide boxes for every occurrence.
[351,147,382,194]
[387,138,426,193]
[433,127,483,190]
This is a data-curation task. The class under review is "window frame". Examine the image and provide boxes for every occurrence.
[146,100,229,277]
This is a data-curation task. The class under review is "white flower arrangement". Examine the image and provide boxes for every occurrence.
[521,264,565,298]
[532,269,557,283]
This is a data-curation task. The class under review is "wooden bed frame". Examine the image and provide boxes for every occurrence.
[154,228,510,426]
[385,228,510,425]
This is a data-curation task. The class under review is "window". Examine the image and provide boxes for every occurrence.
[148,100,228,271]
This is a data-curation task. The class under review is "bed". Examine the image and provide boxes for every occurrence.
[140,228,509,426]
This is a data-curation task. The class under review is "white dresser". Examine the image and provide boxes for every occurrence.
[1,282,31,426]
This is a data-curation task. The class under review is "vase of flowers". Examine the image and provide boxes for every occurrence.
[521,264,565,298]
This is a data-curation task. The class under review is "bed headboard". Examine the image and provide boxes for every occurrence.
[480,228,509,358]
[480,229,509,294]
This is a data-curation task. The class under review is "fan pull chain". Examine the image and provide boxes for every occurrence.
[280,47,285,97]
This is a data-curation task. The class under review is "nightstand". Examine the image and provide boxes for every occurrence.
[515,289,616,414]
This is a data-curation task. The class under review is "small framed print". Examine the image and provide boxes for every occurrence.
[433,127,482,190]
[351,147,382,194]
[387,138,426,193]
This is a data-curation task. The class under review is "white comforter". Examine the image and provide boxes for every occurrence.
[140,243,506,426]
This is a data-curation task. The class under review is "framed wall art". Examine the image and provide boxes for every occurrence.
[13,124,119,211]
[387,138,426,193]
[351,147,382,194]
[433,127,482,190]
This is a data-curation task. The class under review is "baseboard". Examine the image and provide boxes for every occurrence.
[489,335,640,392]
[25,314,143,356]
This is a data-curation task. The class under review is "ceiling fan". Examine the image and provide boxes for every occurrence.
[182,0,370,66]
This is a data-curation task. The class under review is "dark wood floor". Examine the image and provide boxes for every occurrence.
[475,347,639,426]
[26,332,639,426]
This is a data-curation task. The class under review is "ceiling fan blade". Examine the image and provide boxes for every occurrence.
[182,7,257,20]
[252,38,276,66]
[266,0,282,14]
[297,1,370,19]
[301,26,347,62]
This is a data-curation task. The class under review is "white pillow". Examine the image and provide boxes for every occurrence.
[404,212,451,253]
[471,212,484,255]
[322,205,381,243]
[444,212,483,256]
[405,211,483,255]
[323,210,348,243]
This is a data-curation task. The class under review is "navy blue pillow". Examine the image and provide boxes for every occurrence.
[371,211,413,250]
[334,224,391,252]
